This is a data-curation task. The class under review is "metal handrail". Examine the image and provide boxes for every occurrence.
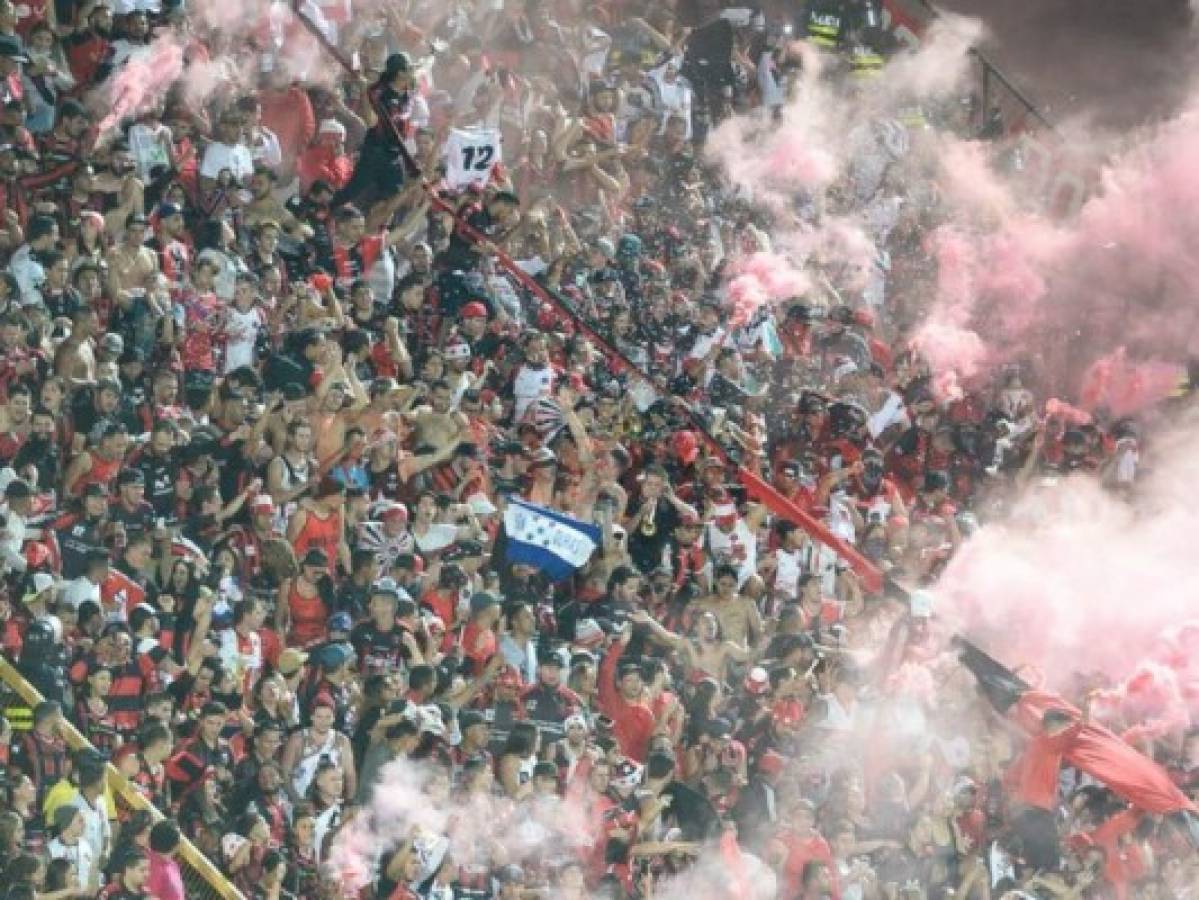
[0,657,246,900]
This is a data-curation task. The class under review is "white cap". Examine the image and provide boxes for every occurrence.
[444,340,471,361]
[318,119,347,139]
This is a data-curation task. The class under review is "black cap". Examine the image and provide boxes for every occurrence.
[537,646,563,667]
[443,540,485,562]
[301,548,330,569]
[4,478,32,500]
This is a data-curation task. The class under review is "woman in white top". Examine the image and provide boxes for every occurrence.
[47,806,98,893]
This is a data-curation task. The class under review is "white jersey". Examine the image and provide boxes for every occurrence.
[444,127,502,190]
[774,547,803,601]
[706,519,758,586]
[223,306,264,373]
[513,364,556,421]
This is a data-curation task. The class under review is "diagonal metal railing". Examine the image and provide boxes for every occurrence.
[0,657,246,900]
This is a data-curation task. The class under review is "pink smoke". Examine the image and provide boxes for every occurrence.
[706,111,839,202]
[1078,348,1184,417]
[1044,397,1092,426]
[919,100,1199,402]
[96,35,185,135]
[329,755,596,898]
[937,420,1199,736]
[725,252,811,327]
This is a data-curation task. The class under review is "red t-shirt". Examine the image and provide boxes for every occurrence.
[597,644,656,762]
[771,829,836,900]
[461,621,497,673]
[1006,722,1081,810]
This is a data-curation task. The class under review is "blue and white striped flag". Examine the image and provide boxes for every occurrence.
[502,499,601,581]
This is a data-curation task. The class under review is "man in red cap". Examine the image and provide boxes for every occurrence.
[225,493,281,584]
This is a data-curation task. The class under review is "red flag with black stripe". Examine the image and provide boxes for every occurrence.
[956,638,1195,814]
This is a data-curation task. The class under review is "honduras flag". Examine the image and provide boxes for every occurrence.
[502,499,602,581]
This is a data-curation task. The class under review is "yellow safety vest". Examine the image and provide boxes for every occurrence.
[850,47,885,78]
[807,13,843,49]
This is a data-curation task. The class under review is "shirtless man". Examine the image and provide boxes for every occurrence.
[53,306,100,388]
[690,563,763,649]
[406,380,469,452]
[105,212,166,309]
[241,167,314,240]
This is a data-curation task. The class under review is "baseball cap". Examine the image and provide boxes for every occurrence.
[743,666,770,696]
[249,495,275,515]
[277,648,308,676]
[460,301,488,319]
[21,572,56,603]
[468,592,500,617]
[317,119,346,138]
[713,503,739,524]
[328,611,353,632]
[444,339,471,361]
[312,642,352,670]
[377,501,407,522]
[370,577,401,601]
[537,646,564,667]
[301,548,329,570]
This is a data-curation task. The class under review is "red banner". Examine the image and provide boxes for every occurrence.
[1015,690,1194,814]
[739,469,883,593]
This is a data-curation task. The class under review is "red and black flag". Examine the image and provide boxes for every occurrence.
[955,637,1195,815]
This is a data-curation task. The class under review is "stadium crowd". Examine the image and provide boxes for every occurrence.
[0,0,1194,897]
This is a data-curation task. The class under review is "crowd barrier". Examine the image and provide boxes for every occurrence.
[0,657,246,900]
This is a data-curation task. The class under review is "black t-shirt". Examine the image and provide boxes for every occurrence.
[350,621,405,675]
[111,499,156,542]
[440,202,493,273]
[627,501,679,573]
[12,435,60,491]
[659,779,721,841]
[57,514,105,579]
[133,448,178,520]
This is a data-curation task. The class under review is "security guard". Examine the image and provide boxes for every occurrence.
[849,40,886,78]
[801,0,852,50]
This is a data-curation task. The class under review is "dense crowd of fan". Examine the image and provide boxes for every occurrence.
[0,0,1194,897]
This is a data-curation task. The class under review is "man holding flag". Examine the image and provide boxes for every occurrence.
[955,638,1195,880]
